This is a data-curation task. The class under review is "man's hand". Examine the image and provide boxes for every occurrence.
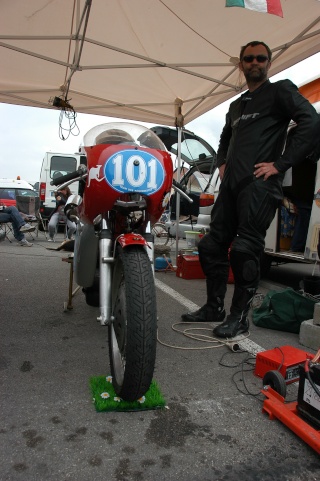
[254,162,279,181]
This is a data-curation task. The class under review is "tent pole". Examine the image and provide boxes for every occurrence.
[174,98,184,266]
[175,126,182,264]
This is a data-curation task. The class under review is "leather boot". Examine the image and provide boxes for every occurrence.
[181,300,225,323]
[181,278,226,323]
[213,287,256,338]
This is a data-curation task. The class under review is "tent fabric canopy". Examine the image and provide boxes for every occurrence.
[0,0,319,126]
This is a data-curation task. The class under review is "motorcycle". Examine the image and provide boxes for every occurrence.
[51,121,191,401]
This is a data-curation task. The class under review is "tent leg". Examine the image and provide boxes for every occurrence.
[175,126,182,264]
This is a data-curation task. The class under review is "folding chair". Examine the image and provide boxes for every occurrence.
[0,202,15,242]
[0,220,14,242]
[16,195,48,240]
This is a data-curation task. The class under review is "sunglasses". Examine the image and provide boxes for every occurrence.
[242,55,269,63]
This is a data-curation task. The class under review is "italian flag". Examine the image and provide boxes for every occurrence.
[226,0,283,18]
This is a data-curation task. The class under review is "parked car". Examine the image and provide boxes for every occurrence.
[150,125,218,239]
[0,177,36,207]
[33,181,39,195]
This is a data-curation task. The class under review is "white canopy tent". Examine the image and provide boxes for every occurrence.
[1,0,319,257]
[0,0,319,127]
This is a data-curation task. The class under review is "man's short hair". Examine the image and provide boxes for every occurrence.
[239,41,272,61]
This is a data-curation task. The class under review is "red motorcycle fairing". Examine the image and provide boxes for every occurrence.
[116,232,149,249]
[82,143,173,225]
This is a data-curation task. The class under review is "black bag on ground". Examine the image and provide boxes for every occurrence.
[252,288,317,334]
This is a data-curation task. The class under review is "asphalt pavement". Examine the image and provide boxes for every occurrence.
[1,231,320,481]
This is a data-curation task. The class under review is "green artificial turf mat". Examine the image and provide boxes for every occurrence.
[90,375,166,412]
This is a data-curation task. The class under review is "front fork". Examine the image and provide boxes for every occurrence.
[97,220,155,326]
[144,230,155,275]
[97,218,113,326]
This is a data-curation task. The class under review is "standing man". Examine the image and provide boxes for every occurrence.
[182,40,319,338]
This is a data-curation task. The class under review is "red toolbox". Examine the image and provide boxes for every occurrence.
[176,254,234,282]
[254,345,313,384]
[176,254,205,279]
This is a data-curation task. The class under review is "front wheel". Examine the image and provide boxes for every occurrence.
[108,245,157,401]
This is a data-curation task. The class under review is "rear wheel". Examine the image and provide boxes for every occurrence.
[108,245,157,401]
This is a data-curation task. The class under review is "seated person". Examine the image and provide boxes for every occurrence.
[285,161,316,253]
[281,197,296,239]
[0,205,34,246]
[284,119,319,253]
[48,186,76,242]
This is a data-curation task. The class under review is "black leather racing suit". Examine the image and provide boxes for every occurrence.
[198,79,318,295]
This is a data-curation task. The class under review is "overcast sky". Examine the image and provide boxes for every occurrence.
[0,52,319,185]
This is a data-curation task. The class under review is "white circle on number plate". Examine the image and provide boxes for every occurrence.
[104,149,165,194]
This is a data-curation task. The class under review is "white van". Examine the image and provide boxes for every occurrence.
[39,152,86,220]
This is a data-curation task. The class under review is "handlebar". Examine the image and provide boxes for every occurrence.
[172,179,193,204]
[50,166,192,204]
[50,164,87,186]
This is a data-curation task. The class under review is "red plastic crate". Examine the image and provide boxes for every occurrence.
[176,255,205,279]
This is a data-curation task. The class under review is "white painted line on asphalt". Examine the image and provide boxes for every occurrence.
[155,278,200,312]
[155,278,266,356]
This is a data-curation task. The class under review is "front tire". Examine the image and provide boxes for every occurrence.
[108,245,157,401]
